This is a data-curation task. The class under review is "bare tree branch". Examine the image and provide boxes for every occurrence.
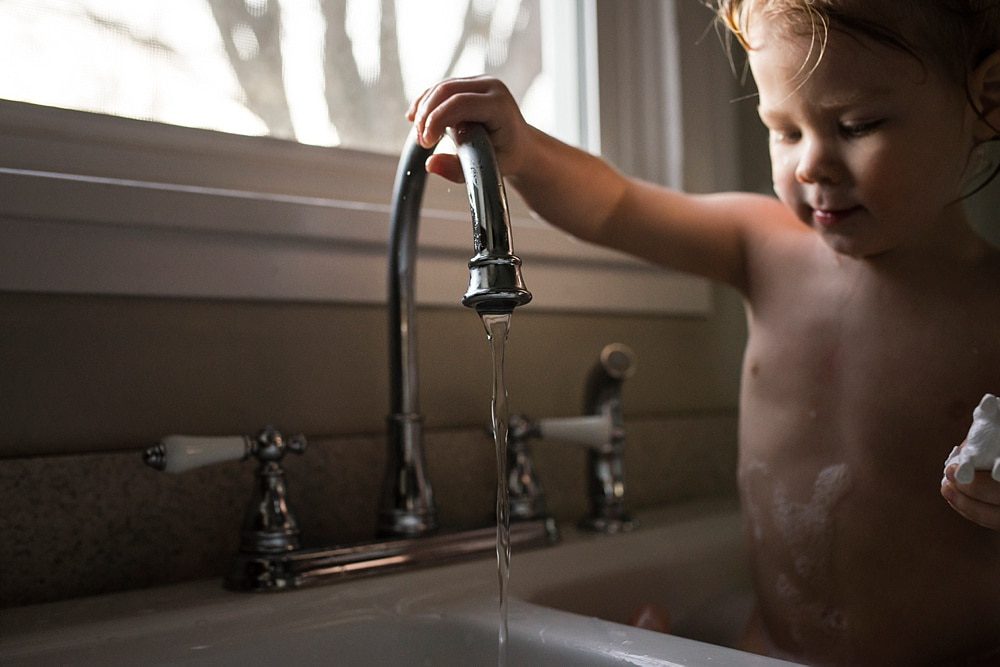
[318,0,372,146]
[442,1,491,80]
[484,0,542,101]
[83,9,176,55]
[205,0,544,154]
[317,0,411,151]
[373,0,409,149]
[376,0,405,106]
[206,0,295,139]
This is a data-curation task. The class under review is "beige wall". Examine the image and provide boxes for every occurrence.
[1,287,746,456]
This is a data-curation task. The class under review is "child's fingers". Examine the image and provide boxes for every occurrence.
[414,76,497,123]
[424,154,465,184]
[946,465,1000,504]
[406,76,526,180]
[405,89,426,121]
[942,486,1000,530]
[942,473,1000,531]
[420,92,505,147]
[412,77,510,147]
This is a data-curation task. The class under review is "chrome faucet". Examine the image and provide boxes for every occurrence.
[581,343,636,533]
[379,124,532,537]
[143,427,308,590]
[142,127,549,591]
[504,343,637,533]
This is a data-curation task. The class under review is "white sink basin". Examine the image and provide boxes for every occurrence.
[0,500,800,666]
[518,504,756,649]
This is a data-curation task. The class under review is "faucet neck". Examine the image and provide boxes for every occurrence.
[387,133,432,417]
[380,125,532,538]
[451,125,532,313]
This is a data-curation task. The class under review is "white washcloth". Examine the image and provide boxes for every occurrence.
[942,394,1000,485]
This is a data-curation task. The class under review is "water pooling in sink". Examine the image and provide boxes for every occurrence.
[482,311,513,666]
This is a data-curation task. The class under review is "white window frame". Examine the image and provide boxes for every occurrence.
[0,1,726,316]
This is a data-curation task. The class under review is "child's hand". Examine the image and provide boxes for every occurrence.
[941,449,1000,531]
[406,76,533,184]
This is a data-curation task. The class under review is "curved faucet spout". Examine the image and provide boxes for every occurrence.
[379,124,531,537]
[450,125,532,314]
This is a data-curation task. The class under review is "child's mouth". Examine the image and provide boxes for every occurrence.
[812,206,862,228]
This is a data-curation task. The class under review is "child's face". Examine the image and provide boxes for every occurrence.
[748,18,977,258]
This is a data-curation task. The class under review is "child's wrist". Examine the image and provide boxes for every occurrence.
[508,126,551,184]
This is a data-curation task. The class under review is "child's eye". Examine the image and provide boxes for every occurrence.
[769,128,801,144]
[839,119,883,138]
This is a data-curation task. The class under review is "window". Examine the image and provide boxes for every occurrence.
[0,1,714,315]
[0,0,589,152]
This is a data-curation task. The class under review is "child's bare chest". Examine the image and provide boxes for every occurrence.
[737,268,1000,660]
[742,267,1000,463]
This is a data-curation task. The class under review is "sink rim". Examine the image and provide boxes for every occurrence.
[0,499,801,666]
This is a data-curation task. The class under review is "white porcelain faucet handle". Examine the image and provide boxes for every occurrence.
[152,435,250,473]
[536,414,613,448]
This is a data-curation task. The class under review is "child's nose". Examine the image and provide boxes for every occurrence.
[795,139,843,185]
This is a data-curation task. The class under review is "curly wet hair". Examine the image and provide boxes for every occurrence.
[711,0,1000,85]
[709,0,1000,195]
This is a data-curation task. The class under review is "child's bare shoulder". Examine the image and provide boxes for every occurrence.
[699,191,799,229]
[715,193,818,286]
[696,191,809,258]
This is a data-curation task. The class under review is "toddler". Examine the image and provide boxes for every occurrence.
[408,1,1000,663]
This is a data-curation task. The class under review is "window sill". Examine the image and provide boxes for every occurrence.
[0,101,710,315]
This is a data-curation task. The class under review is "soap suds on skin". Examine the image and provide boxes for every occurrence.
[742,462,853,647]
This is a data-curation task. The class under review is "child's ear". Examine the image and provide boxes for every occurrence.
[969,50,1000,142]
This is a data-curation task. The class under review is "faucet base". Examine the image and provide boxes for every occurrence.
[579,515,637,534]
[376,509,438,539]
[379,414,439,538]
[225,517,559,592]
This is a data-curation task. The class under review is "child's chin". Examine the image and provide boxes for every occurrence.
[818,234,891,259]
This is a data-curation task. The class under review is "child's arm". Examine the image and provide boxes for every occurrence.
[408,76,787,292]
[942,462,1000,531]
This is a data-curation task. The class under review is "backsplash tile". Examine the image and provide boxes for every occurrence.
[0,413,737,608]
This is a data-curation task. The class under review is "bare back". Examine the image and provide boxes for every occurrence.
[737,214,1000,664]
